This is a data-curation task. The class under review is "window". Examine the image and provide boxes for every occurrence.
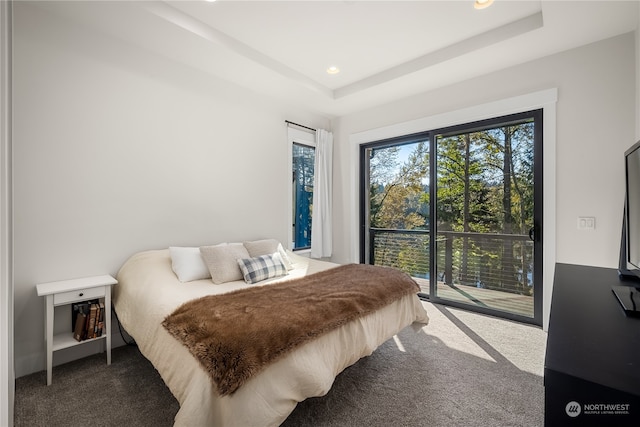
[288,126,316,251]
[292,143,315,250]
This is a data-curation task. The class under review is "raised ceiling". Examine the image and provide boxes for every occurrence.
[34,1,639,117]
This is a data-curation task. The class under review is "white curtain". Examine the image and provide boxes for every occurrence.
[310,129,333,259]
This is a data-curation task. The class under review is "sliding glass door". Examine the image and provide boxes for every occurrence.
[360,110,542,325]
[361,136,431,292]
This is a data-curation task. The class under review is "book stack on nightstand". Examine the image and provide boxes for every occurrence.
[72,299,105,342]
[36,275,117,385]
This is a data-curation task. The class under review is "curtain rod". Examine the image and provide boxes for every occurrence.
[285,120,316,133]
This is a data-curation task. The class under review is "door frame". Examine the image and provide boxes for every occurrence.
[1,1,14,425]
[359,110,543,325]
[349,89,557,329]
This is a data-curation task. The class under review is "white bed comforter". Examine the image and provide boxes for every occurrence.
[113,249,429,427]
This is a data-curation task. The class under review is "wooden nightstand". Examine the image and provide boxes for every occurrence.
[36,275,117,385]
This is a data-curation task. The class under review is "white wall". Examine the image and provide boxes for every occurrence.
[331,33,635,326]
[12,2,329,377]
[11,1,637,377]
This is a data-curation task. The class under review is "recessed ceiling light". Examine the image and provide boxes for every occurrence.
[474,0,494,10]
[326,66,340,75]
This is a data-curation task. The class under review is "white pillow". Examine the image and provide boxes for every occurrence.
[169,246,216,282]
[200,243,250,284]
[277,244,294,271]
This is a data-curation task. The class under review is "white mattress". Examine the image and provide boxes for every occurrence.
[113,249,429,426]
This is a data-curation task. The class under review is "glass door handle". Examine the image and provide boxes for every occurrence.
[528,226,536,241]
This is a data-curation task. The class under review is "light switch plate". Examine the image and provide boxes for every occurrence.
[577,216,596,230]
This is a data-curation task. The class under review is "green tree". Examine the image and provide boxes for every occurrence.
[366,119,535,296]
[436,133,489,285]
[368,141,430,276]
[369,141,429,230]
[480,122,535,292]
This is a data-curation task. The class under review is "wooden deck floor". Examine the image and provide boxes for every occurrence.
[413,277,534,318]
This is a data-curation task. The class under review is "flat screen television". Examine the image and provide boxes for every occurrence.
[616,139,640,316]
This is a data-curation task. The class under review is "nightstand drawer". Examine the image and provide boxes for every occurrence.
[53,286,106,305]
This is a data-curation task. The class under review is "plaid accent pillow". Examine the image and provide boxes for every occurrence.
[237,252,288,284]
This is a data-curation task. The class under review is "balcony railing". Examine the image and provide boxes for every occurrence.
[370,228,534,297]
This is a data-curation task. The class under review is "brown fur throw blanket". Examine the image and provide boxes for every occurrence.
[162,263,419,396]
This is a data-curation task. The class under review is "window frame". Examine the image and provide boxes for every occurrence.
[287,127,316,253]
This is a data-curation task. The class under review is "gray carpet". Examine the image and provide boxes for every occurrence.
[15,301,546,426]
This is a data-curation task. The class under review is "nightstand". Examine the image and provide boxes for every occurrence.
[36,275,118,385]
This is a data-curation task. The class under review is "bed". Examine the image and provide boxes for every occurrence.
[113,240,429,426]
